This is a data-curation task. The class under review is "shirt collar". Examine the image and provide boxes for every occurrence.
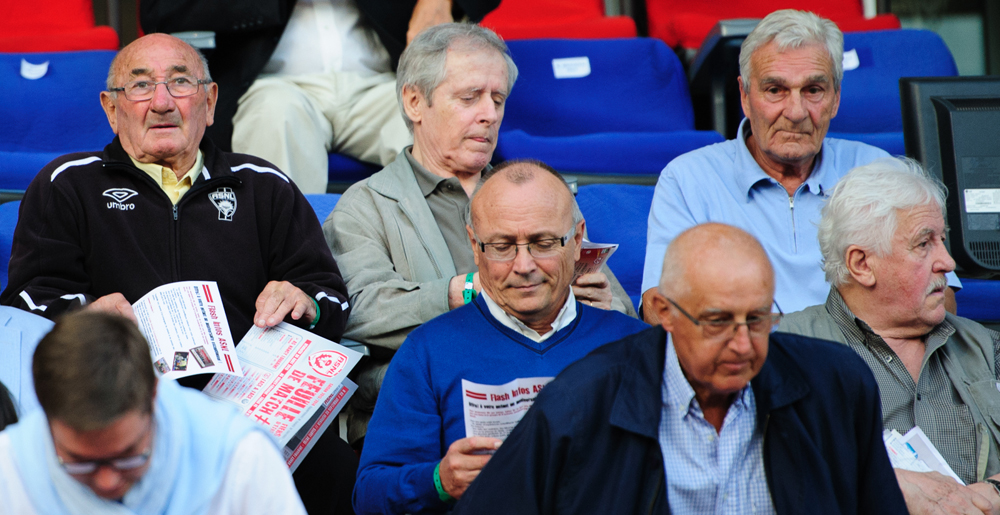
[479,288,577,343]
[129,150,203,187]
[405,146,451,198]
[662,333,752,420]
[825,287,956,350]
[733,118,837,199]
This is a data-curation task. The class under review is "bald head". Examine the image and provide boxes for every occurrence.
[659,223,775,299]
[469,160,579,233]
[467,160,585,330]
[107,34,211,92]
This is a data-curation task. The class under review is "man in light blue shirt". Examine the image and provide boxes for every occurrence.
[0,306,53,418]
[660,334,772,513]
[641,9,959,322]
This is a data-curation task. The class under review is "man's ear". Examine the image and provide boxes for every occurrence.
[401,84,425,127]
[467,224,480,267]
[100,91,119,134]
[845,245,876,287]
[738,76,751,119]
[204,82,219,127]
[572,219,585,261]
[648,290,676,332]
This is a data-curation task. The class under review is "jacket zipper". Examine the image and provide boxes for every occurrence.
[788,196,797,253]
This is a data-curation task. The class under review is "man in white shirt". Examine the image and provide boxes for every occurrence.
[0,311,305,515]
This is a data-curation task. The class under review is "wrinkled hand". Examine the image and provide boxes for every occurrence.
[254,281,316,328]
[897,469,997,515]
[407,0,453,45]
[573,272,612,310]
[439,436,501,499]
[87,293,137,323]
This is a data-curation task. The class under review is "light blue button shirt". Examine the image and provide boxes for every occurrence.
[641,119,958,314]
[659,334,774,515]
[0,306,54,417]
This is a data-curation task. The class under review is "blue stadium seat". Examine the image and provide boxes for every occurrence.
[328,153,381,188]
[955,279,1000,324]
[575,184,655,308]
[0,51,117,192]
[496,38,724,177]
[828,29,958,155]
[304,193,341,222]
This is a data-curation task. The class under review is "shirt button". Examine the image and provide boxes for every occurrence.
[886,356,892,363]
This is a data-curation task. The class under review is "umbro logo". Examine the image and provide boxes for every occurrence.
[103,188,137,211]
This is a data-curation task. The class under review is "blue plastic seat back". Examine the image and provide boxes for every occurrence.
[575,184,655,308]
[0,51,116,153]
[955,278,1000,324]
[502,38,696,136]
[327,153,381,184]
[304,193,342,223]
[831,29,957,136]
[0,51,117,190]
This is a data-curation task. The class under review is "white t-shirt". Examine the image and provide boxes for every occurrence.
[262,0,391,77]
[0,431,305,515]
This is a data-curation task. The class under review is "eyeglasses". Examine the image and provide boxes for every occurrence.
[57,420,154,476]
[665,297,783,339]
[476,225,576,262]
[109,76,211,101]
[58,447,152,475]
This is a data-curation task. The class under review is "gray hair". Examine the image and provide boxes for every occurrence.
[819,157,948,286]
[396,22,518,132]
[106,37,213,91]
[465,159,582,233]
[739,9,844,92]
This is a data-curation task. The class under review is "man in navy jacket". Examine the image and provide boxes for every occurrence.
[455,223,907,514]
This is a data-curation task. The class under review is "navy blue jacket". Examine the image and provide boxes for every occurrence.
[454,327,907,515]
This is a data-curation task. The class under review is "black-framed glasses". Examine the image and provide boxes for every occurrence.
[665,297,783,339]
[475,225,576,262]
[109,76,211,101]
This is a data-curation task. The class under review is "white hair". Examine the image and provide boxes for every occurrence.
[819,157,948,286]
[396,22,518,133]
[739,9,844,92]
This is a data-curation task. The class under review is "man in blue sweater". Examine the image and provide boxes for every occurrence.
[353,160,648,514]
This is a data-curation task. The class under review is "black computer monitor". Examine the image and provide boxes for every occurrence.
[901,76,1000,275]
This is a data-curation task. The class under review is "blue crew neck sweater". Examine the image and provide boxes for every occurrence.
[354,294,649,515]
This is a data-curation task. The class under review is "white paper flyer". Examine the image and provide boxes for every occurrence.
[575,240,619,276]
[133,281,242,379]
[462,377,553,440]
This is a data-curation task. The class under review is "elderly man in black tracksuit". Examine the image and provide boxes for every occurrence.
[0,33,356,514]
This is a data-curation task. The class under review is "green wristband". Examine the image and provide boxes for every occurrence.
[308,297,320,330]
[462,273,477,305]
[433,462,455,503]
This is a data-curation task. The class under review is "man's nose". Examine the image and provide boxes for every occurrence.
[511,245,538,274]
[727,323,754,354]
[935,243,956,274]
[477,97,499,125]
[782,91,809,123]
[91,465,125,495]
[149,82,176,112]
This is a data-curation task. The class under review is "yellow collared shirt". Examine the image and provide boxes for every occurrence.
[129,151,204,205]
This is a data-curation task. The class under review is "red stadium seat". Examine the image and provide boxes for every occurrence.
[646,0,899,50]
[0,0,119,52]
[480,0,636,40]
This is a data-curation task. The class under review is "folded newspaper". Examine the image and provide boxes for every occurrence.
[204,322,362,472]
[132,281,362,471]
[575,240,618,277]
[884,426,964,485]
